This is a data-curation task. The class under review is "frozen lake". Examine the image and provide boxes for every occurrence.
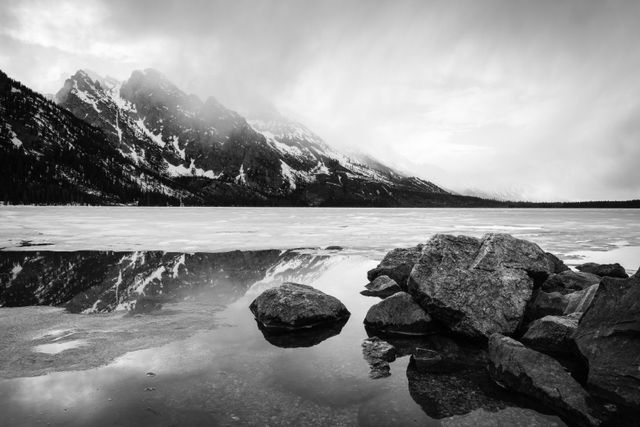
[1,206,639,425]
[1,206,639,271]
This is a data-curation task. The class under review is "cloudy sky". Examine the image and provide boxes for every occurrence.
[1,0,639,201]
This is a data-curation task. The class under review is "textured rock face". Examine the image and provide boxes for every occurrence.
[574,276,640,410]
[524,290,569,322]
[360,275,402,298]
[564,284,599,315]
[521,314,580,355]
[546,252,571,273]
[408,234,553,339]
[488,334,600,427]
[249,283,350,330]
[366,245,423,288]
[364,292,438,335]
[576,262,628,278]
[541,271,601,295]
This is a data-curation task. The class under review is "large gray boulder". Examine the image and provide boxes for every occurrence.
[249,282,350,330]
[367,245,423,289]
[488,334,601,426]
[576,262,628,278]
[521,313,580,355]
[360,275,402,298]
[364,292,438,335]
[574,276,640,410]
[541,270,601,295]
[408,234,554,339]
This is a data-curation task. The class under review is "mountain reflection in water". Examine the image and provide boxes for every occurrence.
[0,249,566,426]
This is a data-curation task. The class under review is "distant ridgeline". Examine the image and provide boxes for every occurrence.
[0,69,638,207]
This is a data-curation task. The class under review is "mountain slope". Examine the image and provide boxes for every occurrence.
[0,70,187,205]
[2,67,474,206]
[54,69,454,206]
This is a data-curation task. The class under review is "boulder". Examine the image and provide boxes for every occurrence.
[576,262,628,278]
[488,334,601,426]
[408,234,554,339]
[411,348,456,373]
[524,290,569,322]
[364,292,438,335]
[249,282,350,330]
[564,284,599,315]
[367,245,423,288]
[362,337,396,379]
[360,275,402,298]
[521,313,581,355]
[546,252,571,273]
[574,276,640,410]
[541,271,601,295]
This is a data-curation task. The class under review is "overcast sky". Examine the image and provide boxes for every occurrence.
[1,0,639,201]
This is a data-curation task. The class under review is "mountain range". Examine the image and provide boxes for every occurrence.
[2,67,505,206]
[4,68,636,207]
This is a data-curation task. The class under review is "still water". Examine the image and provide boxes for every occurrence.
[0,207,638,426]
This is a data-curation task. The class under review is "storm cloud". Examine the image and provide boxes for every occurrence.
[1,0,639,200]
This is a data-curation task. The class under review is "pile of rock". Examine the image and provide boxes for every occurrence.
[360,233,639,426]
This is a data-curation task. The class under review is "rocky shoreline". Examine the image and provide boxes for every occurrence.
[250,233,639,426]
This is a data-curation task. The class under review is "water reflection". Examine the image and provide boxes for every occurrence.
[0,250,568,426]
[257,317,349,348]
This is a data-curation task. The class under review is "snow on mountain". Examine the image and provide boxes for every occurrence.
[2,66,452,206]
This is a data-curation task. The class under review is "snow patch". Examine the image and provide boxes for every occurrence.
[135,117,165,147]
[235,163,247,185]
[165,159,220,179]
[10,263,22,281]
[72,80,102,113]
[280,160,298,190]
[171,135,185,160]
[135,266,165,295]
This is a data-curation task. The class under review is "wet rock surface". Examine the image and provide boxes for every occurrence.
[366,245,423,288]
[408,233,553,339]
[360,275,402,298]
[576,262,628,278]
[574,276,640,410]
[488,334,600,427]
[541,271,601,295]
[249,282,350,330]
[521,313,580,355]
[364,292,438,335]
[361,337,397,379]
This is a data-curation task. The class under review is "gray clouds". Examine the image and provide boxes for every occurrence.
[1,0,639,200]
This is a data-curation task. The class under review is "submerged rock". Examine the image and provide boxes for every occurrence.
[362,337,397,379]
[360,275,402,298]
[364,292,438,335]
[521,313,580,355]
[574,276,640,410]
[249,282,350,331]
[366,245,423,289]
[576,262,628,279]
[488,334,600,427]
[408,234,554,340]
[541,271,601,295]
